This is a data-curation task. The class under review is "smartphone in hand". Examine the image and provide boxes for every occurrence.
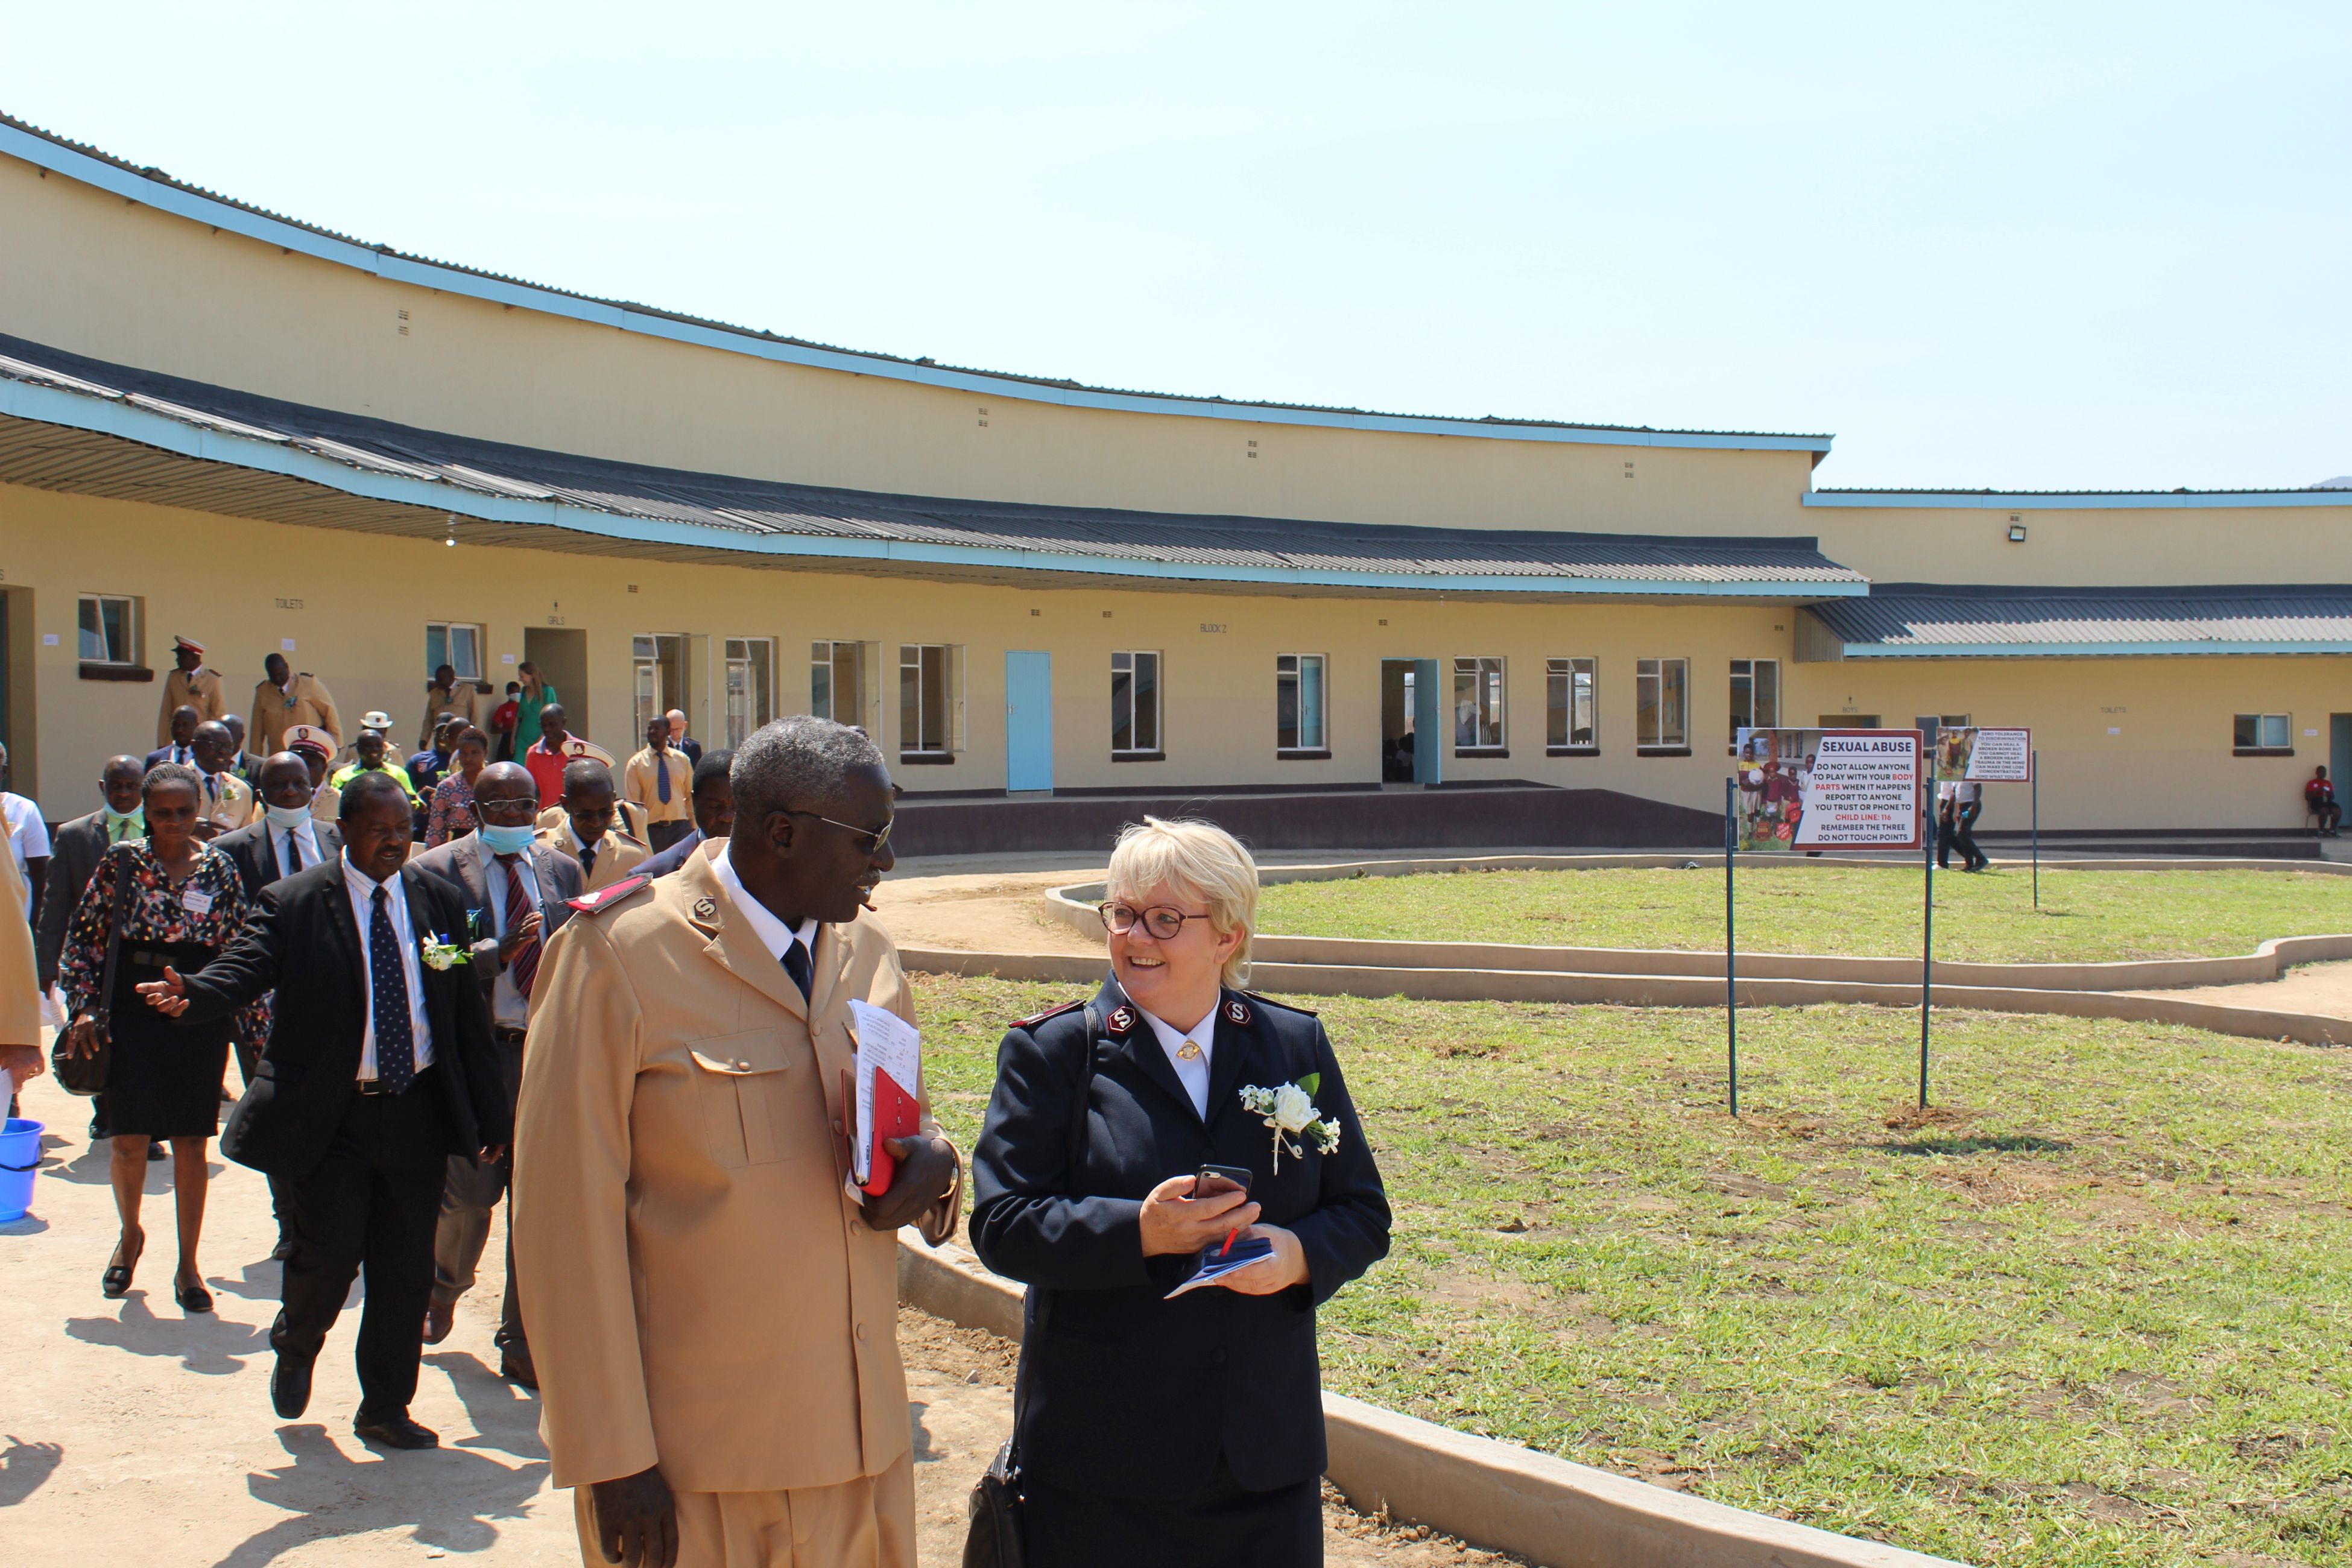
[1193,1163,1254,1198]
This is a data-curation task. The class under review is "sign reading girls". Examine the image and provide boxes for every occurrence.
[1733,728,1924,852]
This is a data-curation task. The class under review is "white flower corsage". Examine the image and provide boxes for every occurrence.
[1239,1075,1344,1172]
[419,933,470,972]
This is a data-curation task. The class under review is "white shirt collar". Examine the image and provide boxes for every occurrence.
[1137,1001,1216,1118]
[712,840,817,966]
[340,849,404,904]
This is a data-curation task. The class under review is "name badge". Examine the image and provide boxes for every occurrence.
[180,888,215,917]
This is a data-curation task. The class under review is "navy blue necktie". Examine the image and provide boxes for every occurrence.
[656,751,672,805]
[782,938,813,1003]
[369,884,417,1092]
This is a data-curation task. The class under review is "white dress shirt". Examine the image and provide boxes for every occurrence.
[340,852,435,1080]
[274,815,323,877]
[712,841,818,969]
[481,845,543,1031]
[1138,1004,1216,1118]
[3,792,50,879]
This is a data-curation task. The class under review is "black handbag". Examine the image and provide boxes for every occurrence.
[963,1005,1101,1568]
[51,844,133,1097]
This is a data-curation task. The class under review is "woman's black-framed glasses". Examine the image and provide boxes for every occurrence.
[1098,902,1211,940]
[786,809,894,855]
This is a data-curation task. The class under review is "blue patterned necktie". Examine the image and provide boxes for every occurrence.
[368,884,417,1092]
[656,750,672,805]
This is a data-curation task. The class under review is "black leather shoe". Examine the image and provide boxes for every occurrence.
[498,1342,539,1390]
[270,1235,296,1263]
[353,1411,439,1450]
[271,1354,314,1420]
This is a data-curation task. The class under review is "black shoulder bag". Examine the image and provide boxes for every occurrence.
[964,1004,1101,1568]
[52,844,134,1097]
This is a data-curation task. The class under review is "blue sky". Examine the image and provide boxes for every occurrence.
[4,2,2345,490]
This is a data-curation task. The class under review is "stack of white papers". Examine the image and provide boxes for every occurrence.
[845,999,922,1186]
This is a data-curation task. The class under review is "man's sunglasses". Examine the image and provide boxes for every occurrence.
[787,809,894,855]
[1098,902,1212,940]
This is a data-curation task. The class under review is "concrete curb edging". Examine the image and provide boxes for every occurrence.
[895,1234,1967,1568]
[897,946,2350,1046]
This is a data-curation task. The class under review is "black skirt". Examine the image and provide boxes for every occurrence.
[104,942,230,1139]
[1023,1452,1321,1568]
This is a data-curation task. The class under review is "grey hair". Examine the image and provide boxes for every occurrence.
[732,715,885,820]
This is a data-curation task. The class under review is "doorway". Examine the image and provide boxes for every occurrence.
[523,627,589,739]
[1379,658,1442,785]
[1005,651,1054,792]
[633,633,689,740]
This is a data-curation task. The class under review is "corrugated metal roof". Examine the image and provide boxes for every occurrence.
[0,336,1865,596]
[1810,584,2352,654]
[0,110,1832,452]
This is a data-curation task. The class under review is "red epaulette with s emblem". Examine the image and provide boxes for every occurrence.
[1013,998,1086,1031]
[567,873,653,915]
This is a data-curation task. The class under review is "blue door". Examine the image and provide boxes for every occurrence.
[1005,651,1054,792]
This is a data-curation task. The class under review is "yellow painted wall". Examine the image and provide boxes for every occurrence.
[1804,504,2352,590]
[5,482,2342,835]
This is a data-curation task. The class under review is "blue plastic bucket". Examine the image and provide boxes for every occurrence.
[0,1117,42,1222]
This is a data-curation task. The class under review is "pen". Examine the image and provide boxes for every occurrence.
[1218,1228,1239,1257]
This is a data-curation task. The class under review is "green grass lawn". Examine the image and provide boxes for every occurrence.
[915,973,2352,1567]
[1254,865,2352,964]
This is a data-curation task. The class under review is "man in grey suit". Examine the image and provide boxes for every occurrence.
[408,761,581,1388]
[37,756,151,1146]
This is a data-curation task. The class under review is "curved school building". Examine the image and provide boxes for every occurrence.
[1,111,2345,852]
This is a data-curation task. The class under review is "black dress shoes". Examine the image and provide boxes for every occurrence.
[271,1354,314,1420]
[498,1342,539,1390]
[269,1235,296,1263]
[353,1411,439,1450]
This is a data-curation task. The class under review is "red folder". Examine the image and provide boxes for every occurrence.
[860,1066,922,1195]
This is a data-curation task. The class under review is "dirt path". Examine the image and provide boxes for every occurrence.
[2131,958,2352,1020]
[2,1061,1510,1566]
[868,867,1103,957]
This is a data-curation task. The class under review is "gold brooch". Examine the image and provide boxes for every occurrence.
[1177,1041,1203,1060]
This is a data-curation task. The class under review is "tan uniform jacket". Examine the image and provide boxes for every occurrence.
[536,800,648,841]
[198,771,256,835]
[534,815,649,891]
[622,747,695,825]
[251,673,343,755]
[1,850,38,1046]
[513,856,959,1493]
[159,666,227,747]
[420,682,483,751]
[310,782,340,824]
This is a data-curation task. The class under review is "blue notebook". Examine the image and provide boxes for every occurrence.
[1165,1234,1276,1298]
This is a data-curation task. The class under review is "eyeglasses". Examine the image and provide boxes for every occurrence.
[787,810,894,855]
[1098,902,1213,940]
[473,794,540,824]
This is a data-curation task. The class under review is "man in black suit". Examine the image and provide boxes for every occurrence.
[638,747,735,879]
[137,773,509,1450]
[408,761,581,1387]
[145,704,202,771]
[35,755,148,994]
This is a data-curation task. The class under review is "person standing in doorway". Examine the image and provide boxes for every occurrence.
[252,653,343,756]
[624,716,695,853]
[157,635,227,749]
[665,709,701,766]
[523,703,572,808]
[133,772,508,1449]
[640,749,735,878]
[411,761,581,1389]
[514,662,559,758]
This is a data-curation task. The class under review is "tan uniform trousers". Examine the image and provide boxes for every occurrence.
[569,1452,915,1568]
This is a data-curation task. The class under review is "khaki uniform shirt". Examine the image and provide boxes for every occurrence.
[513,854,959,1492]
[535,815,648,891]
[251,673,343,755]
[420,682,483,751]
[158,666,227,747]
[536,799,648,842]
[622,747,695,825]
[198,770,256,835]
[310,782,341,824]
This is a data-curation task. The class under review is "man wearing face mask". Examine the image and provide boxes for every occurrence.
[37,755,153,1151]
[514,715,959,1568]
[411,761,582,1388]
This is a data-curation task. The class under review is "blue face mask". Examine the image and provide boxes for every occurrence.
[263,803,310,831]
[478,822,537,856]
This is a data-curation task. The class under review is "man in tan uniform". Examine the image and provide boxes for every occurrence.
[536,759,649,892]
[516,715,959,1567]
[157,635,227,748]
[420,663,484,753]
[251,652,343,756]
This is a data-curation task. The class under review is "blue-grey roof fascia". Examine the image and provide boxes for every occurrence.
[1805,490,2352,511]
[0,120,1831,457]
[0,376,1866,600]
[1835,639,2352,658]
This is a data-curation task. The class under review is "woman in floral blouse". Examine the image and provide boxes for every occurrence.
[60,763,267,1312]
[425,726,490,848]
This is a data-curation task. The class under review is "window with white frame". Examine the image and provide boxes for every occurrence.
[1453,656,1506,752]
[1276,654,1327,753]
[1111,651,1162,757]
[2234,712,2294,754]
[725,637,776,748]
[1547,657,1596,751]
[1728,658,1778,750]
[1636,657,1689,751]
[899,643,965,759]
[78,593,139,666]
[426,622,485,684]
[811,641,864,726]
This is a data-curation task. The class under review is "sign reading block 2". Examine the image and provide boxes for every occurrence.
[1733,728,1924,852]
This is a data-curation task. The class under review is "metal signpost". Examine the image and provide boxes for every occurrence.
[1728,726,1924,1113]
[1919,722,1937,1110]
[1929,725,2037,909]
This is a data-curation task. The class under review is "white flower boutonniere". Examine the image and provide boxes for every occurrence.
[1239,1075,1344,1172]
[419,933,470,972]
